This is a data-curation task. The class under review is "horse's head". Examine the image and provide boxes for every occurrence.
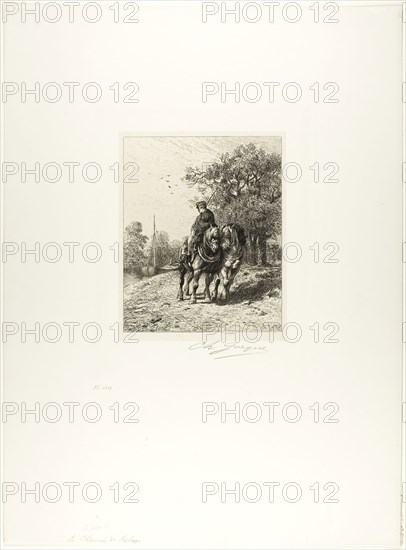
[220,224,246,266]
[205,225,220,253]
[221,223,247,249]
[221,224,233,250]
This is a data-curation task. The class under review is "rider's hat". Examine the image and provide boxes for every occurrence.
[196,200,207,209]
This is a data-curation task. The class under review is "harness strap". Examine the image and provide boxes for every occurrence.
[198,245,221,263]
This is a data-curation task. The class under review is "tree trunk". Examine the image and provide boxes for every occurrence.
[246,234,253,264]
[258,234,267,266]
[247,233,258,265]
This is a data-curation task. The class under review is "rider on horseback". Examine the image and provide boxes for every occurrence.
[187,200,216,266]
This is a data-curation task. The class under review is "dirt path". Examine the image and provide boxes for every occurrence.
[124,265,282,333]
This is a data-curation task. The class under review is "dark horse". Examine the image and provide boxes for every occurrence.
[178,226,221,304]
[211,223,246,302]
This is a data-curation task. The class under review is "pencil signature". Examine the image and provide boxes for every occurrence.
[189,340,268,359]
[66,534,140,545]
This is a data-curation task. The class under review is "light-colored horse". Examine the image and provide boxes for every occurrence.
[211,224,246,302]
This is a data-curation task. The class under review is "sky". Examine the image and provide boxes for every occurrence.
[124,136,282,242]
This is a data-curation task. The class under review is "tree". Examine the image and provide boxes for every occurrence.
[183,143,281,265]
[124,221,148,272]
[155,231,170,267]
[146,230,175,268]
[168,239,183,265]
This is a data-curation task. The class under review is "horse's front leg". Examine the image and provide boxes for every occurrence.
[212,276,220,301]
[220,267,230,301]
[178,266,185,300]
[204,273,213,303]
[225,265,240,301]
[191,271,201,304]
[185,269,193,296]
[223,280,230,301]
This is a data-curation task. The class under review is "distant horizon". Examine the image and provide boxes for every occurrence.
[124,136,282,242]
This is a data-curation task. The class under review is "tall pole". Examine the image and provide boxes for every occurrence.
[153,214,156,268]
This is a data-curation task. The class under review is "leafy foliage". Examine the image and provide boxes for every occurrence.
[146,231,182,267]
[184,143,281,235]
[183,143,282,264]
[124,221,148,271]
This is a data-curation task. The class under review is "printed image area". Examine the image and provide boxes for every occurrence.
[123,136,282,332]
